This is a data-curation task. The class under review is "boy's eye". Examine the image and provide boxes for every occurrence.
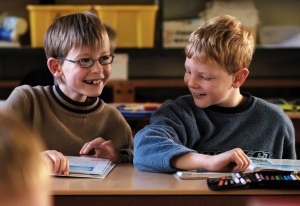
[100,56,109,60]
[99,55,110,63]
[202,76,213,80]
[80,58,92,63]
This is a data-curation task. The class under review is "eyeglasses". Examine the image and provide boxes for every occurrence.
[55,54,114,68]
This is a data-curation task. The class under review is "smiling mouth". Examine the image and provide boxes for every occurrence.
[83,79,103,85]
[193,92,206,97]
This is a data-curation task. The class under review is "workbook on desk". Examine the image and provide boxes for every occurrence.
[175,157,300,180]
[55,156,116,179]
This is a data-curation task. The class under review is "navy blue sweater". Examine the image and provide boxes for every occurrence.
[133,93,296,173]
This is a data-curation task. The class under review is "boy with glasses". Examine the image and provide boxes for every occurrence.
[134,15,296,173]
[3,11,133,175]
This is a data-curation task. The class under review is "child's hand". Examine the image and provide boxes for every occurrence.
[210,148,251,172]
[40,150,69,175]
[293,169,300,175]
[80,137,123,163]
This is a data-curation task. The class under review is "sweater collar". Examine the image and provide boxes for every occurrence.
[207,92,253,114]
[50,85,101,114]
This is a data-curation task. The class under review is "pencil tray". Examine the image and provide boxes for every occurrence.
[207,171,300,191]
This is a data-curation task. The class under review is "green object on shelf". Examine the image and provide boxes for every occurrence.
[267,98,294,111]
[293,100,300,111]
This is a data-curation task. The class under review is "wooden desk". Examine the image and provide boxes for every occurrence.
[52,164,300,206]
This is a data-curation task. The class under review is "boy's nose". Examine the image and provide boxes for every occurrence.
[187,76,200,88]
[91,61,103,73]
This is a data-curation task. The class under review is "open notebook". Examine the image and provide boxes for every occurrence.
[175,157,300,180]
[54,156,115,179]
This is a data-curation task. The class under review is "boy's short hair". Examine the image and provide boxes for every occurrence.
[44,11,109,59]
[185,15,255,74]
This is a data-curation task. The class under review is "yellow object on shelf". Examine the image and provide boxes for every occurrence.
[94,5,158,48]
[267,98,294,111]
[26,5,93,48]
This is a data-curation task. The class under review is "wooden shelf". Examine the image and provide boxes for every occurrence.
[0,80,20,88]
[243,79,300,88]
[286,112,300,119]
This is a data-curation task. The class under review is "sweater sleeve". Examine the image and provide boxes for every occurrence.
[2,86,32,122]
[133,100,196,173]
[103,104,134,162]
[282,113,296,159]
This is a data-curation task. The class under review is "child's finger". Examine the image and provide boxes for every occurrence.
[64,158,70,175]
[79,142,89,154]
[47,151,65,174]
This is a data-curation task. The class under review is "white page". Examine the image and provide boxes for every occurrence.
[67,156,112,175]
[249,158,300,172]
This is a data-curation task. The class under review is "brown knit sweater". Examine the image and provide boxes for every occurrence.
[3,85,133,161]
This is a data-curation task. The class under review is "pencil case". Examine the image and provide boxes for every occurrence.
[207,171,300,191]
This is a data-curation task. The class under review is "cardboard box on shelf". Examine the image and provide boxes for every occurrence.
[163,18,203,48]
[259,25,300,48]
[110,53,128,80]
[201,0,259,44]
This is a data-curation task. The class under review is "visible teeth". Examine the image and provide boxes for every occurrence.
[194,92,205,96]
[85,80,102,84]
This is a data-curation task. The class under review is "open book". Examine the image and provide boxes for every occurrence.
[248,157,300,172]
[54,156,116,179]
[175,157,300,180]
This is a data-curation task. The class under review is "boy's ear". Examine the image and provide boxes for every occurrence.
[47,57,63,78]
[232,68,249,88]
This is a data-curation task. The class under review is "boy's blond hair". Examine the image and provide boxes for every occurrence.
[185,15,255,74]
[0,111,49,198]
[44,11,109,84]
